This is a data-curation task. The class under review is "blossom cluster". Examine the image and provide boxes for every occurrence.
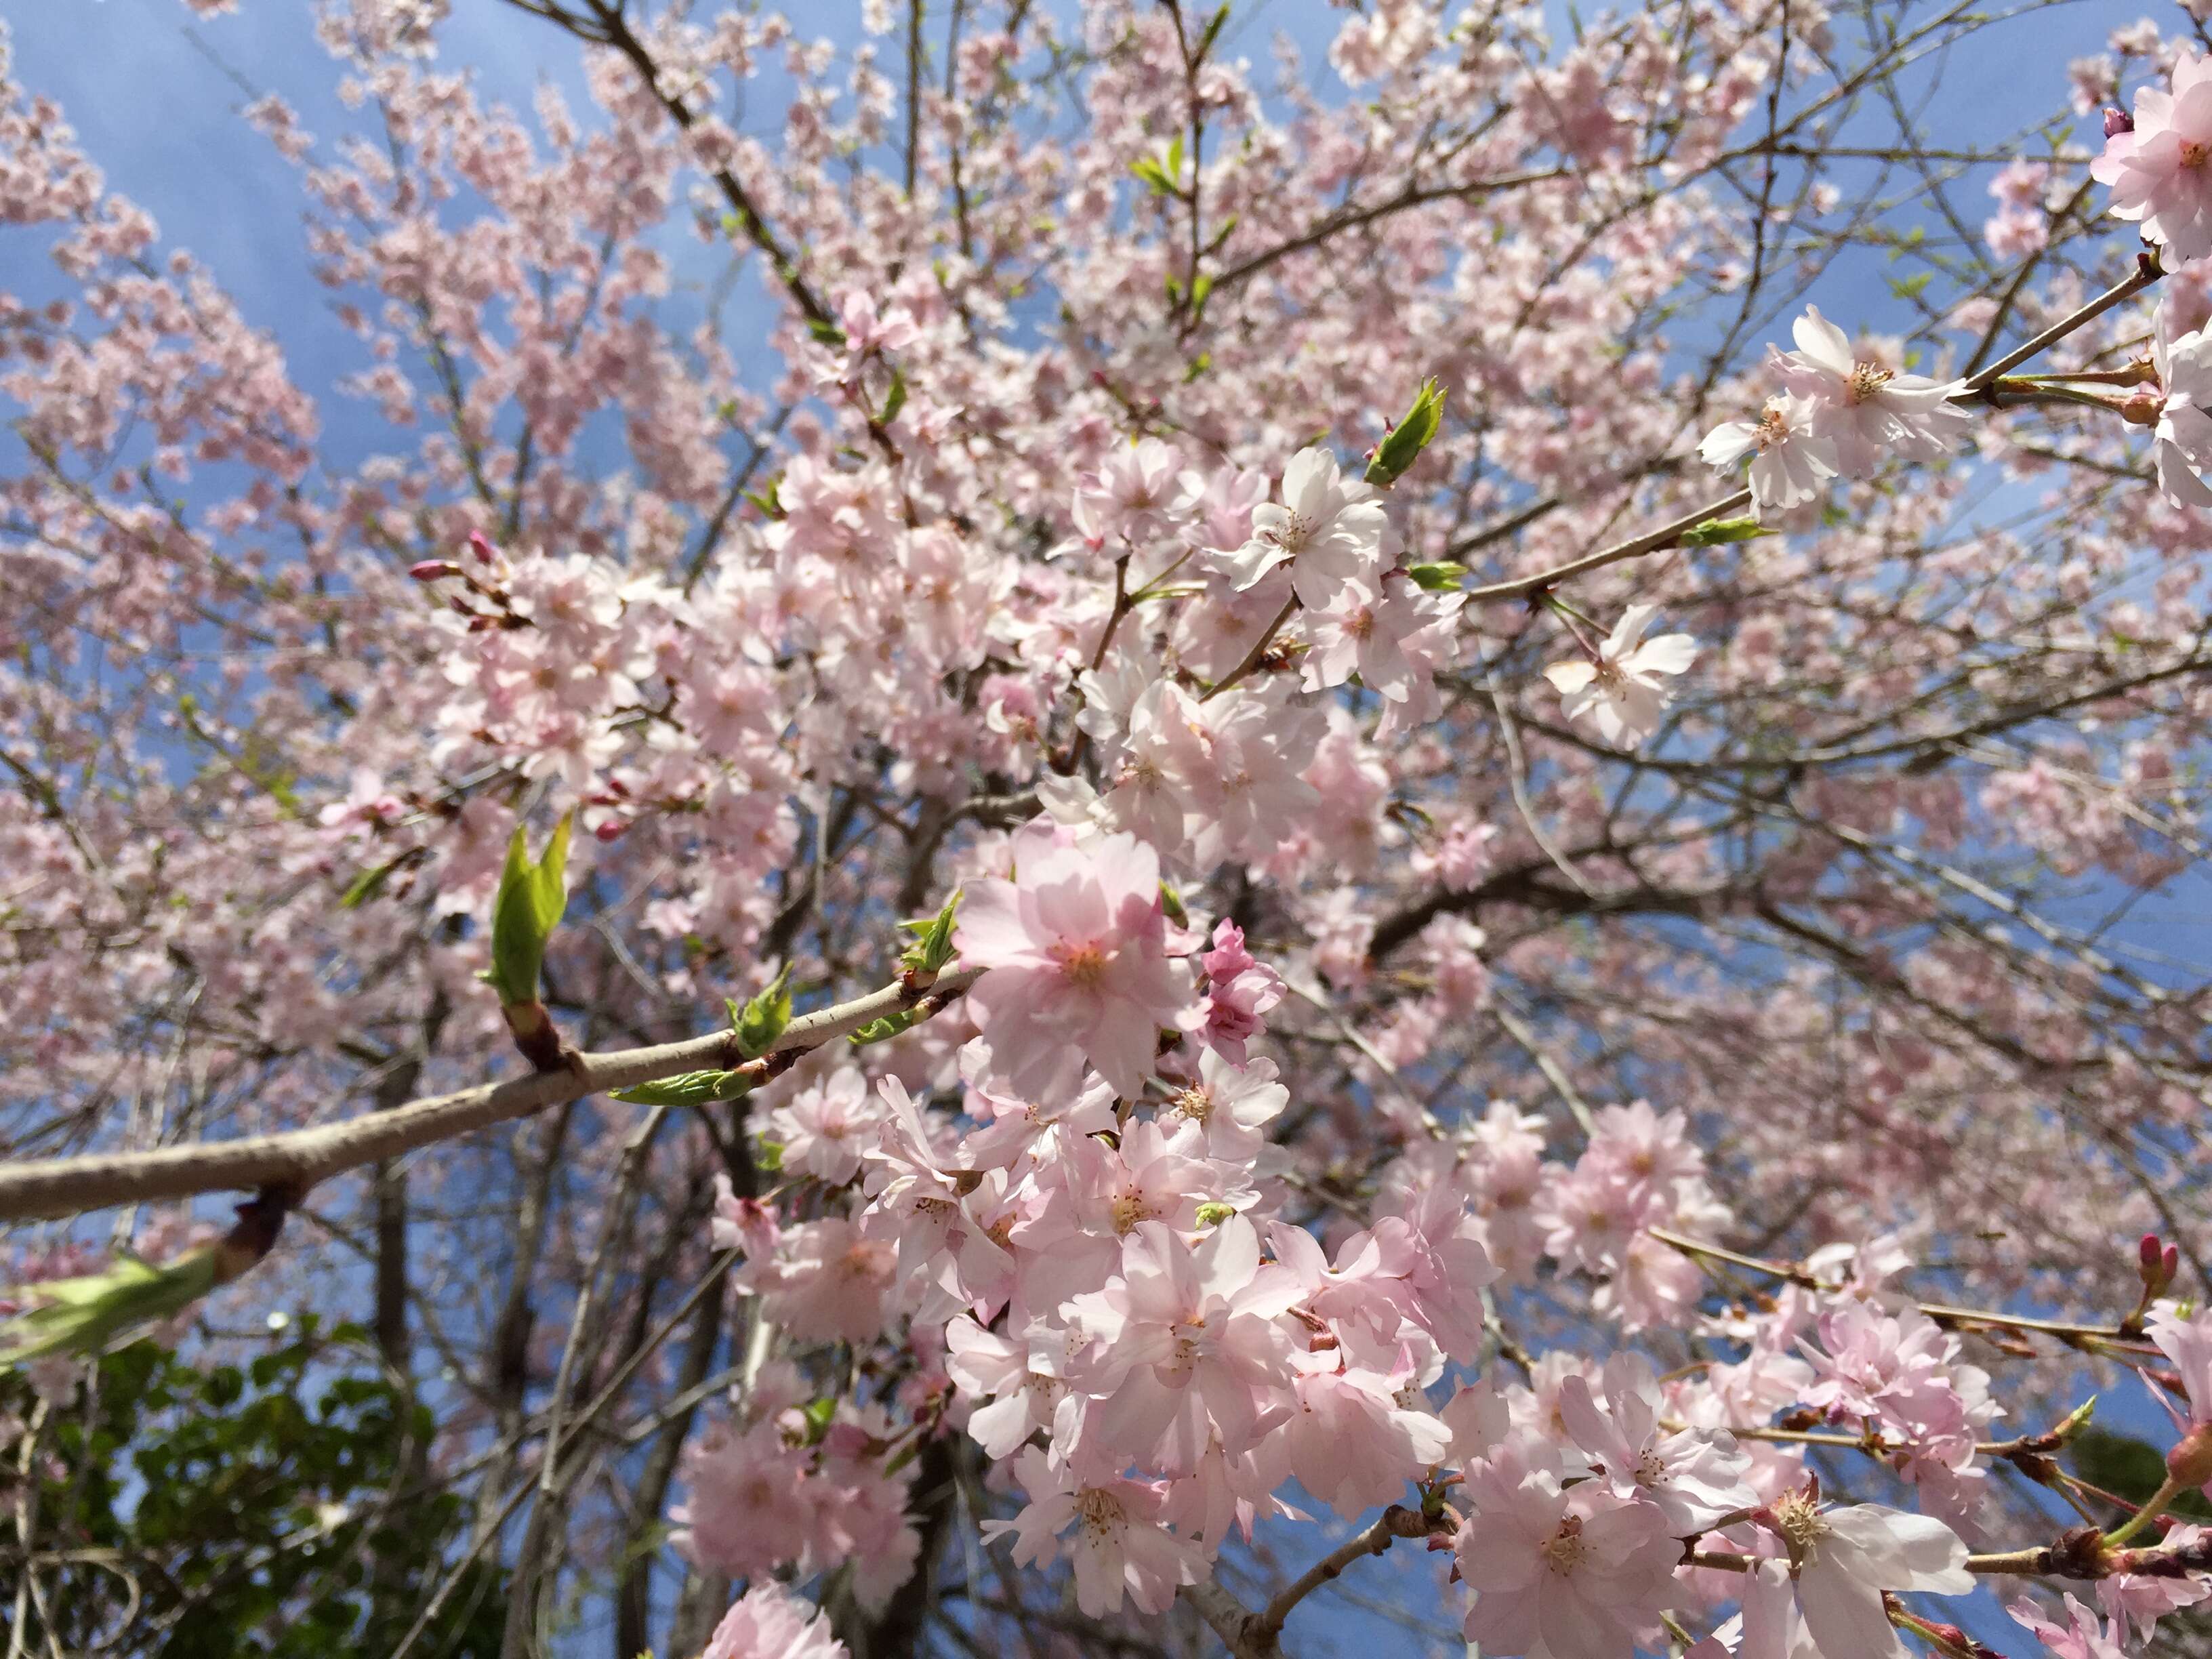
[3,4,2211,1658]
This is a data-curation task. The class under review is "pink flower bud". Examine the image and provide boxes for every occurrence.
[2169,1422,2212,1489]
[467,529,499,563]
[2144,1233,2167,1277]
[594,818,627,842]
[408,560,459,581]
[2166,1244,2182,1284]
[2105,106,2135,138]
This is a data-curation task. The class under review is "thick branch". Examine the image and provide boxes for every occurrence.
[0,968,980,1223]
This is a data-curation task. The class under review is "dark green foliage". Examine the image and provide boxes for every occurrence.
[0,1320,503,1657]
[2072,1426,2212,1523]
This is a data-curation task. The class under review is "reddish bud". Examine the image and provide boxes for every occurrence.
[2169,1422,2212,1489]
[2106,106,2135,138]
[2166,1245,2181,1284]
[409,560,459,581]
[2121,389,2165,428]
[2144,1233,2165,1275]
[468,529,499,563]
[594,818,627,843]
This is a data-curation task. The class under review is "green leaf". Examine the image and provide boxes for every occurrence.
[1165,132,1185,184]
[1159,880,1188,928]
[340,861,396,910]
[1364,377,1447,487]
[878,367,907,425]
[745,477,784,520]
[1679,515,1777,547]
[1407,560,1468,592]
[0,1251,221,1368]
[729,962,792,1060]
[850,1006,926,1046]
[807,317,846,347]
[479,813,573,1008]
[609,1070,755,1107]
[898,887,963,976]
[801,1396,838,1442]
[1129,155,1175,196]
[1195,3,1231,61]
[1188,272,1214,313]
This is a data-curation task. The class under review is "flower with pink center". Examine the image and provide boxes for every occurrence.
[1557,1352,1757,1533]
[768,1066,886,1187]
[701,1582,846,1659]
[1771,306,1968,476]
[834,286,917,357]
[1063,1216,1301,1475]
[1454,1427,1682,1659]
[2092,51,2212,263]
[1698,393,1837,516]
[983,1447,1204,1617]
[1543,605,1698,747]
[737,1217,899,1344]
[1301,573,1425,697]
[1164,1047,1289,1164]
[1222,446,1393,610]
[1799,1298,1999,1528]
[954,823,1194,1099]
[670,1418,813,1580]
[1071,437,1202,550]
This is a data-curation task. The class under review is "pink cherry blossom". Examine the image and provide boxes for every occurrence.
[1455,1427,1682,1659]
[1544,605,1699,747]
[1743,1494,1972,1659]
[1698,395,1839,516]
[954,823,1193,1099]
[1558,1352,1757,1533]
[983,1448,1203,1617]
[701,1583,847,1659]
[1222,447,1393,611]
[1771,306,1969,476]
[2092,50,2212,262]
[769,1065,887,1186]
[1064,1217,1301,1475]
[2009,1594,2131,1659]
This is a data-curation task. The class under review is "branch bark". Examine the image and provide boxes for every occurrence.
[0,968,980,1223]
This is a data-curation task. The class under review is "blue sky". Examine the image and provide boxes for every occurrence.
[3,1,2193,1654]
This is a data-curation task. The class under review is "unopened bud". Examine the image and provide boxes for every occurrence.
[2144,1233,2165,1275]
[593,818,626,843]
[467,529,500,563]
[2169,1422,2212,1489]
[2121,389,2165,427]
[2166,1244,2182,1284]
[2054,1395,2097,1446]
[2106,106,2136,138]
[409,560,459,581]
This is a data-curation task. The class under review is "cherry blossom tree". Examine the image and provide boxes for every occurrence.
[2,1,2211,1657]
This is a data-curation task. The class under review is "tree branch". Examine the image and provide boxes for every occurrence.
[0,968,980,1223]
